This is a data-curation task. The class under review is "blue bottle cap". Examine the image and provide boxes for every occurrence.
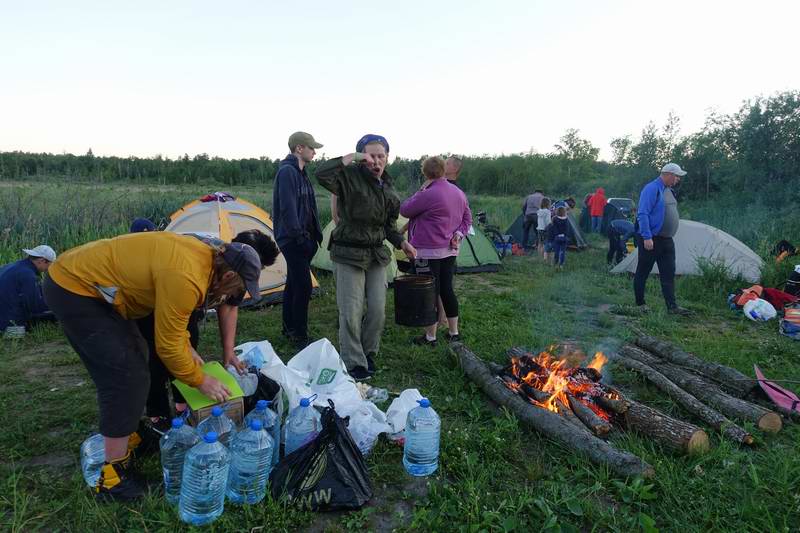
[171,418,184,429]
[249,419,263,431]
[299,398,311,407]
[204,431,218,443]
[256,399,270,410]
[211,406,223,416]
[418,398,431,408]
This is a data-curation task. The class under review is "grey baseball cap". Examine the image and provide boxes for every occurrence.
[288,131,323,150]
[661,163,687,176]
[221,242,262,302]
[23,245,56,262]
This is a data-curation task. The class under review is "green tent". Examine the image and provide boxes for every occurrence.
[311,220,400,280]
[312,219,501,278]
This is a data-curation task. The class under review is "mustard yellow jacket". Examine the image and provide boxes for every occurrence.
[49,232,214,387]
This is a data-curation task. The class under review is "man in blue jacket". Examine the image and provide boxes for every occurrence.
[0,245,57,332]
[273,131,324,348]
[634,163,689,315]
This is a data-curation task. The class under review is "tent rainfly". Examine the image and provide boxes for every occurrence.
[610,220,764,283]
[506,213,588,249]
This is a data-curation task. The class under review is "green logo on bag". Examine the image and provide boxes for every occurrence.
[317,368,337,385]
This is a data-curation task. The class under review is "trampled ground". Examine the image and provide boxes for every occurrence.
[2,230,799,532]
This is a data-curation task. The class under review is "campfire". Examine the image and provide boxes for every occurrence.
[498,348,620,437]
[503,350,611,416]
[453,338,787,478]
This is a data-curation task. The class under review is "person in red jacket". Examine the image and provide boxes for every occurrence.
[588,187,607,233]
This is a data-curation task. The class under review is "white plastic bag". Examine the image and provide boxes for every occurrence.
[233,340,280,371]
[338,400,392,456]
[743,298,777,321]
[385,388,424,434]
[287,338,363,408]
[255,338,363,411]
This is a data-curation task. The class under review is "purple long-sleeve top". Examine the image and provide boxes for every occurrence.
[400,179,472,253]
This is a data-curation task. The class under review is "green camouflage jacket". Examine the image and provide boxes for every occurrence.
[315,157,404,270]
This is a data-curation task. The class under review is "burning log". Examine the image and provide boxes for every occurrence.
[620,346,782,434]
[567,395,612,437]
[624,400,710,455]
[596,396,630,415]
[452,342,655,479]
[634,335,758,398]
[611,352,754,445]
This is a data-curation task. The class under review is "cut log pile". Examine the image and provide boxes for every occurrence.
[451,336,788,479]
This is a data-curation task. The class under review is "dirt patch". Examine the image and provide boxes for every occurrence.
[457,275,511,295]
[301,476,428,532]
[26,452,75,469]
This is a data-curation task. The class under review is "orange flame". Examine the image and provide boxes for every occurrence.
[504,348,614,418]
[587,352,608,372]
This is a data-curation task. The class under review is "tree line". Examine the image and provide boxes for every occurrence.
[2,90,798,203]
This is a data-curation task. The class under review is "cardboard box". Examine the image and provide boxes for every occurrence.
[172,361,245,427]
[188,396,244,427]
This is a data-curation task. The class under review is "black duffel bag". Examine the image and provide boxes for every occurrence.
[269,399,372,511]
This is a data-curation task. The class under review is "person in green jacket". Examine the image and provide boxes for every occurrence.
[316,134,416,380]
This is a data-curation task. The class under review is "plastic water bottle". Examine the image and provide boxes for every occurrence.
[196,406,237,447]
[226,420,274,504]
[283,395,321,456]
[179,432,230,526]
[403,398,441,476]
[160,418,200,505]
[243,399,281,466]
[79,433,105,487]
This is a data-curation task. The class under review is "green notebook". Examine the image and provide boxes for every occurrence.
[173,361,244,410]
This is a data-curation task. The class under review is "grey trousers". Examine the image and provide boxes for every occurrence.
[334,261,387,370]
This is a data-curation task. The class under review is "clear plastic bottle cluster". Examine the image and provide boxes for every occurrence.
[77,392,443,525]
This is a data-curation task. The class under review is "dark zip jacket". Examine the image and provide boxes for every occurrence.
[272,154,323,248]
[0,259,50,329]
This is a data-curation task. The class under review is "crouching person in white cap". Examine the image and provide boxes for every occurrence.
[0,245,57,335]
[42,232,264,501]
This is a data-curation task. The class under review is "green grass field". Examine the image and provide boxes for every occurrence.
[1,182,799,532]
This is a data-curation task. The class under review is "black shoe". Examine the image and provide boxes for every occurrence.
[366,352,377,375]
[668,306,691,316]
[292,335,311,350]
[412,335,437,347]
[349,366,372,381]
[128,418,165,459]
[95,453,145,502]
[445,333,461,342]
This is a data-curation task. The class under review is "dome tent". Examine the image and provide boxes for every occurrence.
[505,213,588,250]
[165,192,319,305]
[610,220,763,283]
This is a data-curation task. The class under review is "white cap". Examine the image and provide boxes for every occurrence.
[23,245,57,262]
[661,162,687,176]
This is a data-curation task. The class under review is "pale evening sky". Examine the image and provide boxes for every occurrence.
[1,0,798,161]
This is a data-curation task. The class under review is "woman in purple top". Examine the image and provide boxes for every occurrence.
[400,156,472,346]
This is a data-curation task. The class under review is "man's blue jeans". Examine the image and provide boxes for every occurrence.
[591,216,602,233]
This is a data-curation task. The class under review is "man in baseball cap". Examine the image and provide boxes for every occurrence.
[0,244,57,332]
[273,132,324,349]
[633,162,690,315]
